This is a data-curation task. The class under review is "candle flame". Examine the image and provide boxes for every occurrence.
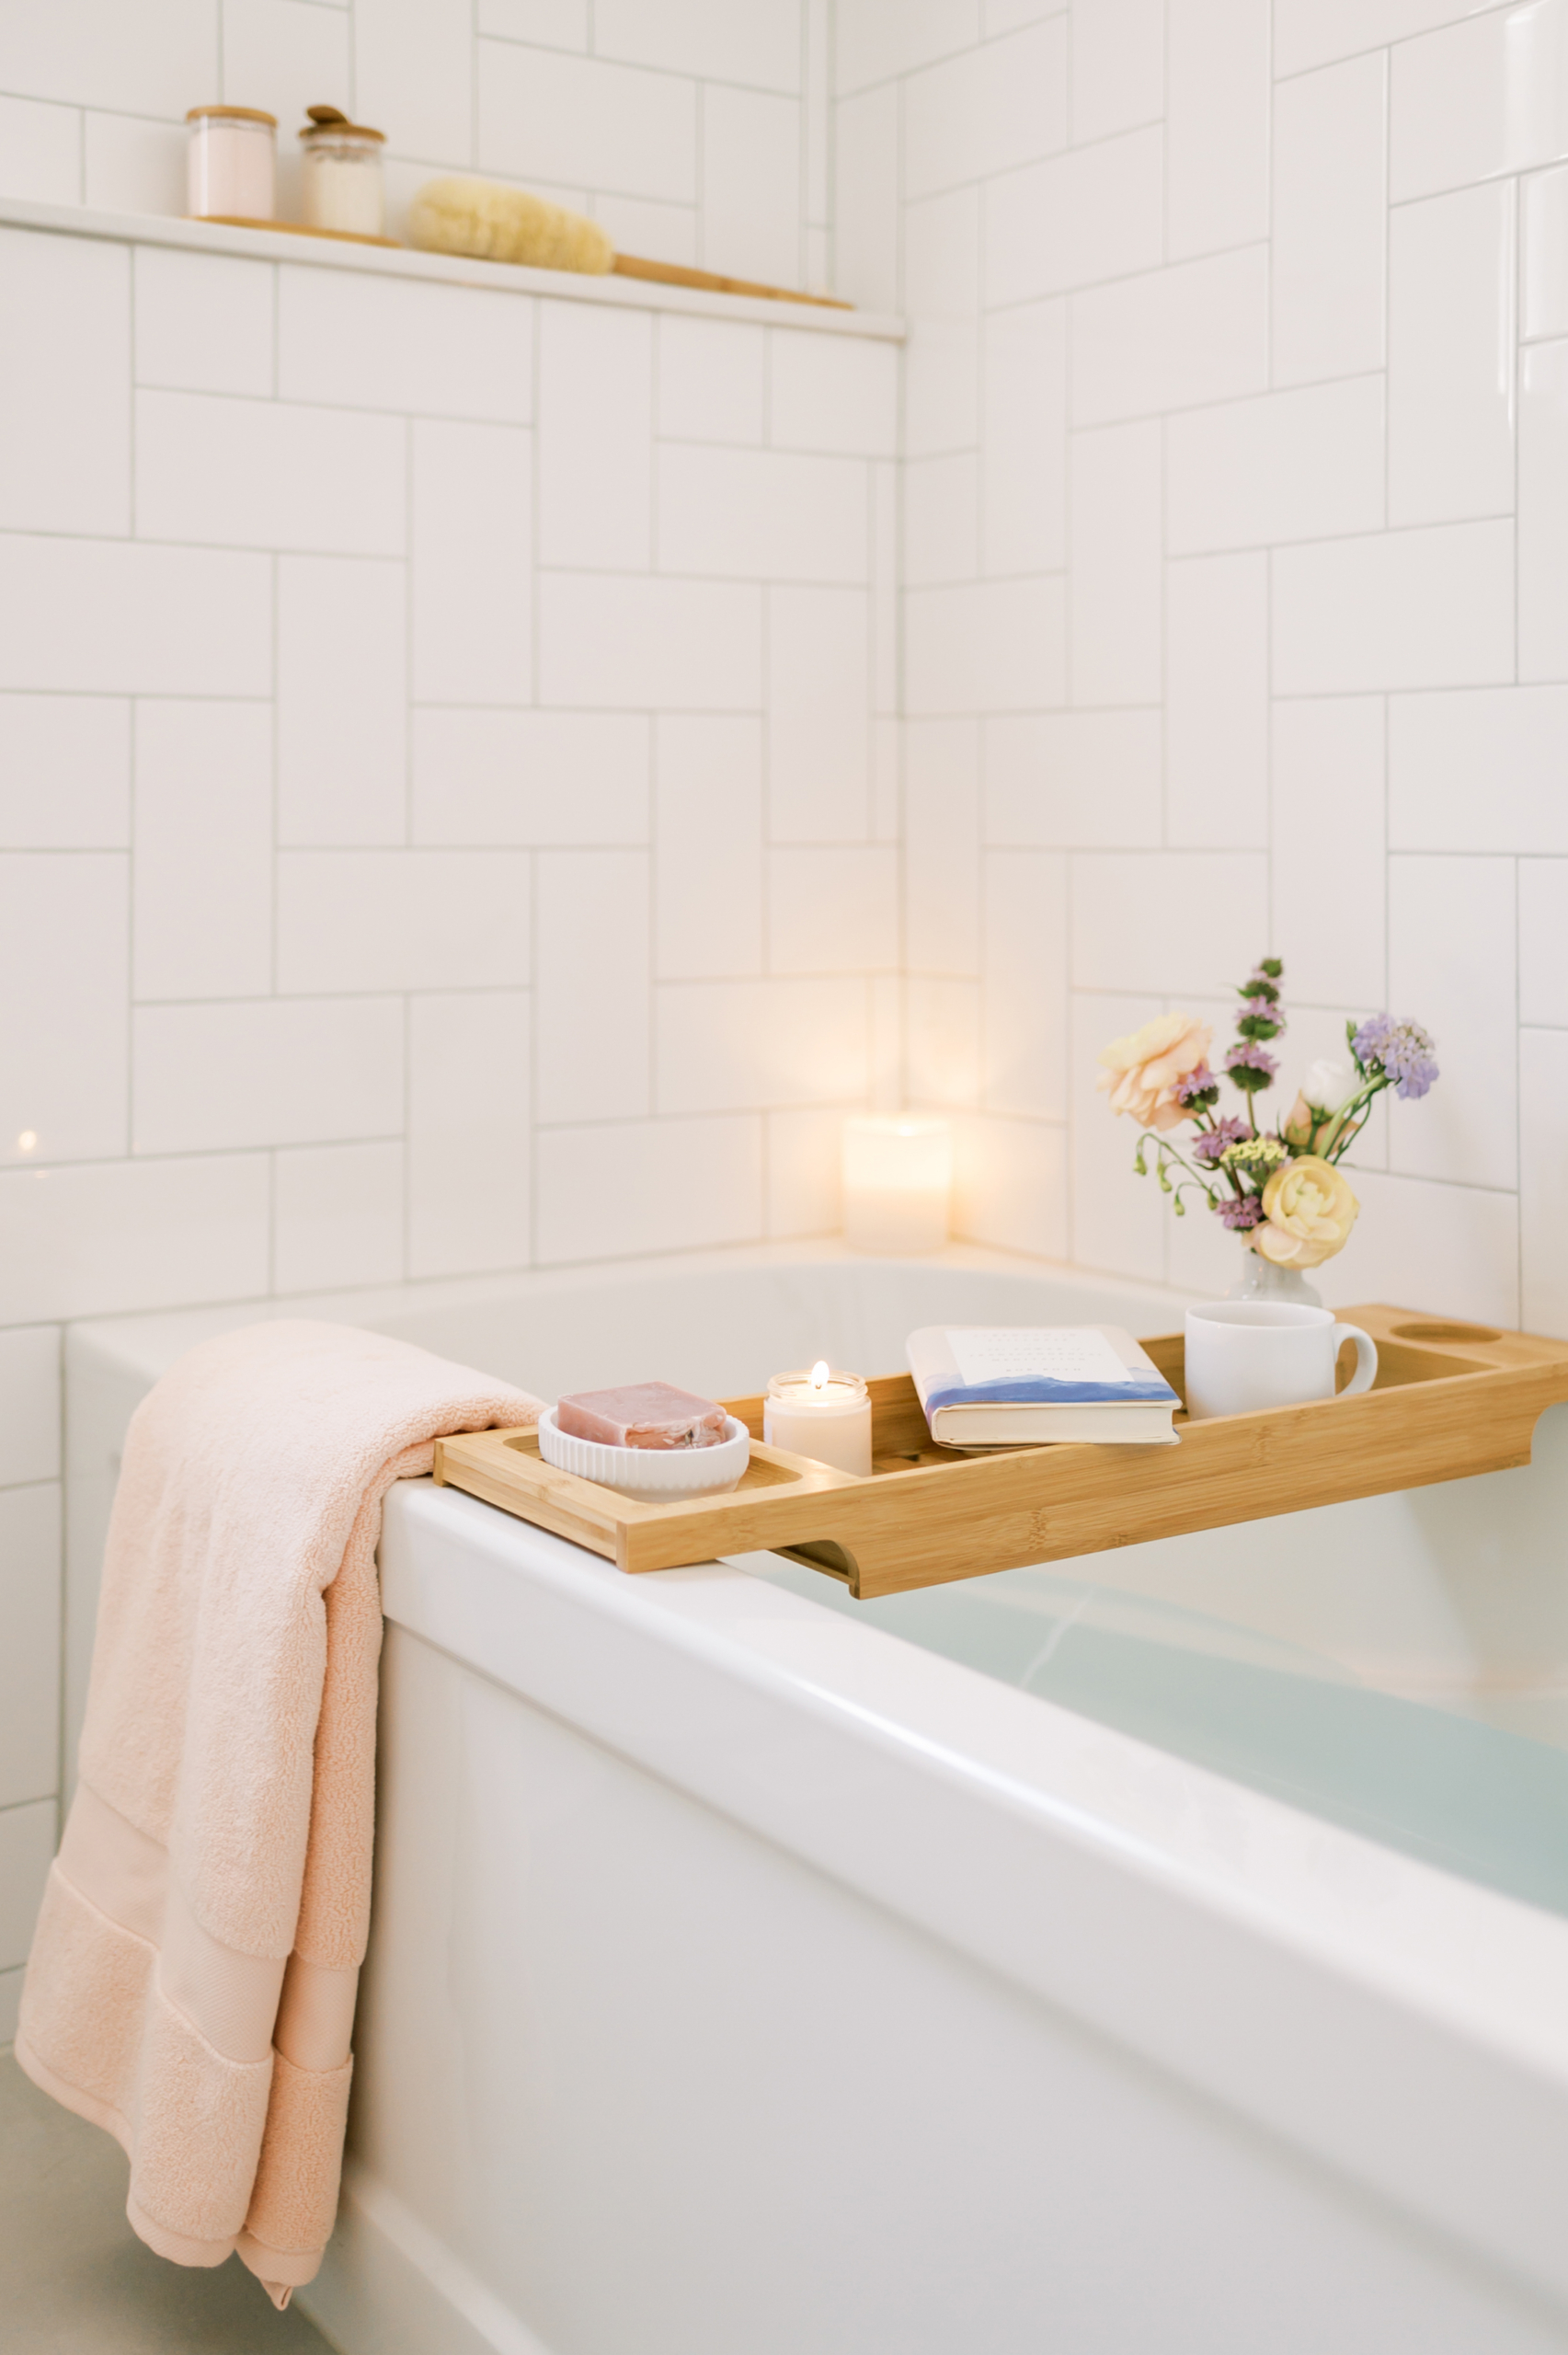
[810,1359,830,1391]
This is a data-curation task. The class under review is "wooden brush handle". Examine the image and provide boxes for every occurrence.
[611,253,851,310]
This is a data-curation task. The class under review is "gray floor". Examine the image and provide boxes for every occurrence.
[0,2049,335,2353]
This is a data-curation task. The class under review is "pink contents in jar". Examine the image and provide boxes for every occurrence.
[186,105,277,221]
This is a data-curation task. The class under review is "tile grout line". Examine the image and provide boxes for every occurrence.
[1514,155,1527,1323]
[527,295,543,1272]
[647,315,661,1151]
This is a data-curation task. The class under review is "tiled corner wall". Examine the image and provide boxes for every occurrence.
[0,204,898,2031]
[836,0,1568,1337]
[11,0,1568,2025]
[0,0,833,293]
[0,0,845,2041]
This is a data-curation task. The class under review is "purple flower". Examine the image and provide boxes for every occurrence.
[1223,1039,1278,1094]
[1385,1040,1438,1099]
[1176,1063,1219,1108]
[1216,1194,1265,1230]
[1240,960,1284,1005]
[1235,993,1285,1044]
[1352,1015,1440,1100]
[1191,1116,1248,1166]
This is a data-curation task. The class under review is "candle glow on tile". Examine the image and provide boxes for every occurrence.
[763,1361,873,1476]
[842,1115,953,1255]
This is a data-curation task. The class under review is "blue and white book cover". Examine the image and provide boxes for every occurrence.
[906,1326,1180,1445]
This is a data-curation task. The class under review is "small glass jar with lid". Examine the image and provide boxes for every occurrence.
[299,105,387,239]
[186,106,277,223]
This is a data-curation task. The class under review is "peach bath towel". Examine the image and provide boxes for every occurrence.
[16,1319,540,2309]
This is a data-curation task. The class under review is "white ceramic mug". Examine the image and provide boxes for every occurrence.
[1183,1300,1378,1421]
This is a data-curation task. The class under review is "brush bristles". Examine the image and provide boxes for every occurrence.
[408,177,614,274]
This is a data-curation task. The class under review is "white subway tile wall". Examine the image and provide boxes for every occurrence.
[0,0,875,1936]
[5,0,1568,1956]
[871,0,1562,1338]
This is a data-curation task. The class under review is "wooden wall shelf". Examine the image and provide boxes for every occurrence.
[432,1305,1568,1601]
[190,213,399,247]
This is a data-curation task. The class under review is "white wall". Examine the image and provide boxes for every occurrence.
[0,0,832,292]
[0,226,899,1336]
[8,0,1568,2022]
[0,200,897,2028]
[838,0,1568,1337]
[0,0,859,2031]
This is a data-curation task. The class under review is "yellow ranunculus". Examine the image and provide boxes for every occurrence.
[1253,1155,1358,1269]
[1096,1013,1212,1132]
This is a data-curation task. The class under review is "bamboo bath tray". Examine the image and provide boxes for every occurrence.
[432,1305,1568,1602]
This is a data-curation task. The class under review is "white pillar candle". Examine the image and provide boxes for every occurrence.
[842,1115,953,1255]
[763,1362,873,1476]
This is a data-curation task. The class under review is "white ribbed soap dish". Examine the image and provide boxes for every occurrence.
[536,1407,751,1505]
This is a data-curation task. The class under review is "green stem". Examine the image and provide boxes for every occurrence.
[1140,1134,1216,1191]
[1319,1073,1391,1164]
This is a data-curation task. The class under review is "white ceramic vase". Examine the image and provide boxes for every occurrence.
[1227,1248,1322,1310]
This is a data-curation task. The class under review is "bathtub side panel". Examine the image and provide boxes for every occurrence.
[346,1622,1568,2355]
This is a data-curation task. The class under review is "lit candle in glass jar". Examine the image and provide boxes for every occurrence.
[763,1361,873,1476]
[842,1115,953,1254]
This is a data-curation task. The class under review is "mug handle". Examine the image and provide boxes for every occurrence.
[1330,1323,1378,1398]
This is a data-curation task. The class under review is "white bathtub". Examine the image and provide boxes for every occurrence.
[66,1245,1568,2354]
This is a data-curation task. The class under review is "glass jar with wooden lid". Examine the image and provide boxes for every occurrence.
[186,105,277,223]
[298,105,387,239]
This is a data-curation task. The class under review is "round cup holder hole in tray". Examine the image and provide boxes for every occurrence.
[1391,1319,1503,1345]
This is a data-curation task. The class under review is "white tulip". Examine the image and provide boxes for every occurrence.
[1300,1057,1355,1114]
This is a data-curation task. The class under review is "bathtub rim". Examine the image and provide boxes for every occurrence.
[62,1236,1198,1387]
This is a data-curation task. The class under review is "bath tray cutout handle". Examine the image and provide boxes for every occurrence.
[776,1538,858,1584]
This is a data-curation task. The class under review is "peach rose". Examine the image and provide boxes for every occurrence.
[1096,1014,1213,1133]
[1253,1155,1358,1269]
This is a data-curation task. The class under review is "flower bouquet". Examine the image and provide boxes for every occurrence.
[1097,959,1439,1297]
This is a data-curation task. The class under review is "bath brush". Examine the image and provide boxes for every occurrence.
[408,174,849,309]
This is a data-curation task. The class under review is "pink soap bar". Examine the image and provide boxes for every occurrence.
[556,1381,729,1451]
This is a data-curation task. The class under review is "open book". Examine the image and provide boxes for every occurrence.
[906,1325,1181,1448]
